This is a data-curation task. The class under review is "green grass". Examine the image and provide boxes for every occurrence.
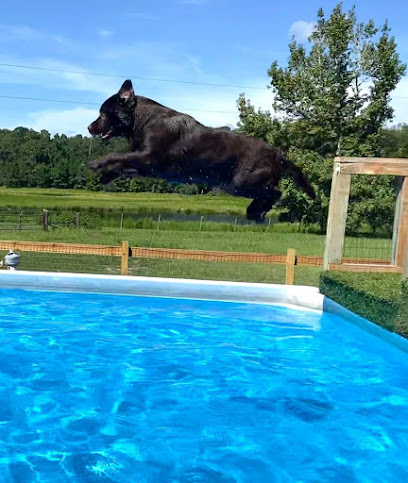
[321,271,401,302]
[320,271,401,332]
[0,188,251,215]
[0,226,392,259]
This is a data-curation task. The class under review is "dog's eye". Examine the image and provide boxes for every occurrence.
[100,113,106,120]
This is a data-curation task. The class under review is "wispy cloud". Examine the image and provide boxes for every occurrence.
[26,107,98,136]
[98,29,113,38]
[0,24,70,45]
[0,56,119,96]
[289,20,315,42]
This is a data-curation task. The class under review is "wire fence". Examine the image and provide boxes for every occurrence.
[0,209,282,233]
[0,211,43,231]
[343,236,393,263]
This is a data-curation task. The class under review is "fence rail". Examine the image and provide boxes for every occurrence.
[0,240,401,284]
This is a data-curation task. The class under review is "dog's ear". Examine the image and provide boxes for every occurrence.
[118,80,134,103]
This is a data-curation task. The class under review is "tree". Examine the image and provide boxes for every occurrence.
[238,3,406,233]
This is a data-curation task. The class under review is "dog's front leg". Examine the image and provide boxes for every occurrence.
[87,150,155,183]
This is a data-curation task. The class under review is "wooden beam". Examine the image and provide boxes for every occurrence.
[396,177,408,269]
[392,177,404,265]
[285,248,296,285]
[121,240,129,275]
[323,161,351,270]
[0,240,122,256]
[131,247,288,264]
[335,156,408,164]
[329,263,402,273]
[340,162,408,176]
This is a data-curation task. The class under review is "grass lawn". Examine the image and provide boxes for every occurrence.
[0,188,251,215]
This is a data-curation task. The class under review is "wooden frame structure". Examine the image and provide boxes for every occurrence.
[323,157,408,276]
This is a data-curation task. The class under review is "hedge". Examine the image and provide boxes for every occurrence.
[319,271,405,335]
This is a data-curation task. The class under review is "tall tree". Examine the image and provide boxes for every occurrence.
[238,3,406,233]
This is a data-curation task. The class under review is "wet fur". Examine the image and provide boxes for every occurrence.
[88,80,315,222]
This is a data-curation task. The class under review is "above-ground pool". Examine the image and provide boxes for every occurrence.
[0,279,408,482]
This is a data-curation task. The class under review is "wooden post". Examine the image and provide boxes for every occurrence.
[121,240,129,275]
[285,248,296,285]
[120,213,124,231]
[323,161,351,270]
[42,209,49,231]
[391,177,404,265]
[157,214,161,231]
[199,216,203,232]
[395,177,408,269]
[19,211,23,231]
[403,247,408,279]
[75,212,81,229]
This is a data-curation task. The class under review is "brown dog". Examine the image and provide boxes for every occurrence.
[88,80,315,222]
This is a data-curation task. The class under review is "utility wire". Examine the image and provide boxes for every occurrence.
[0,95,237,114]
[0,62,266,91]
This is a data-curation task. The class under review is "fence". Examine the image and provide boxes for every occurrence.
[0,209,281,232]
[0,240,400,285]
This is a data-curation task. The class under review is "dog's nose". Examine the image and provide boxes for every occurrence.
[88,124,93,135]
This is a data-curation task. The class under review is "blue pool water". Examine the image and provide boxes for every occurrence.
[0,288,408,482]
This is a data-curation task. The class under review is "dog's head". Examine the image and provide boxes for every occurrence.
[88,80,136,140]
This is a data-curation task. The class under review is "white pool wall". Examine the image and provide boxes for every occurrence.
[0,270,323,310]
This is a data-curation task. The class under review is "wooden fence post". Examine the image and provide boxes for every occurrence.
[395,177,408,269]
[121,240,129,275]
[75,212,81,229]
[323,160,351,270]
[42,209,49,231]
[285,248,296,285]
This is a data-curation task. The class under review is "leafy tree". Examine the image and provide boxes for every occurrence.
[238,3,406,233]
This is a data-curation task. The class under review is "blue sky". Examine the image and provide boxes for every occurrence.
[1,0,408,136]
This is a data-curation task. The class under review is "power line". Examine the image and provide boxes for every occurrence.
[2,62,408,99]
[0,62,266,91]
[1,94,406,122]
[0,95,237,114]
[2,62,408,101]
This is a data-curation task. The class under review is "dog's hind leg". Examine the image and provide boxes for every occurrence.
[246,189,282,224]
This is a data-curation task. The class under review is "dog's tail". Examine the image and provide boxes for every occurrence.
[280,156,315,200]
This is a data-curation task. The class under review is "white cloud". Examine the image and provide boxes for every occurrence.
[0,24,70,46]
[26,107,98,137]
[289,20,315,41]
[98,29,113,38]
[0,56,119,96]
